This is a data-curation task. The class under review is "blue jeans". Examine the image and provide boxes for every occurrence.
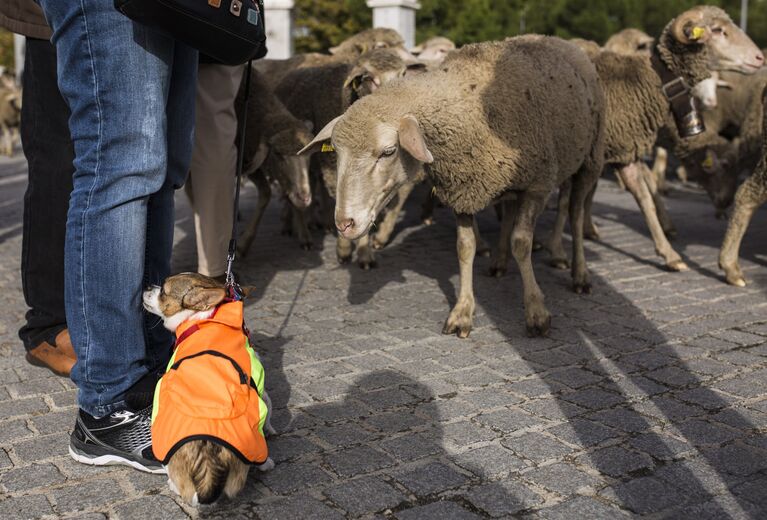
[38,0,197,417]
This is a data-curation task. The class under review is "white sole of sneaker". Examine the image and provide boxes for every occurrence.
[69,446,167,475]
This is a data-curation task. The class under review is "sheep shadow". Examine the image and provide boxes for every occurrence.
[337,190,767,516]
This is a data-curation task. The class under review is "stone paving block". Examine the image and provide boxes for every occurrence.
[0,396,49,419]
[30,410,75,436]
[677,419,742,446]
[523,463,603,495]
[395,500,481,520]
[453,444,526,478]
[600,476,690,515]
[255,495,345,520]
[365,411,425,434]
[537,496,630,519]
[501,432,573,464]
[6,377,65,399]
[586,407,652,433]
[1,462,65,492]
[546,418,619,448]
[675,387,737,410]
[458,387,523,409]
[518,398,586,421]
[259,461,333,494]
[442,421,499,447]
[474,407,545,434]
[464,480,544,516]
[578,445,653,477]
[0,448,13,469]
[701,443,767,477]
[0,493,53,519]
[52,478,126,514]
[561,388,625,410]
[12,432,69,463]
[268,434,323,462]
[393,462,470,496]
[547,367,603,389]
[313,422,376,448]
[380,432,443,461]
[112,494,188,520]
[324,475,407,515]
[710,330,766,346]
[646,366,701,387]
[0,419,33,445]
[629,432,694,460]
[324,445,396,477]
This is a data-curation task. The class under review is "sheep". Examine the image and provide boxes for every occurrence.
[234,68,315,256]
[570,38,602,59]
[412,36,456,63]
[719,85,767,287]
[545,6,763,272]
[667,68,767,219]
[604,28,654,56]
[300,36,606,338]
[255,28,411,90]
[275,48,428,267]
[0,76,21,157]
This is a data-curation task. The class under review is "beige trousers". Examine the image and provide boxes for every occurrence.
[186,63,245,277]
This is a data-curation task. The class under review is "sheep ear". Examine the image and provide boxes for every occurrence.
[343,66,367,90]
[405,62,428,76]
[329,45,341,55]
[398,115,433,164]
[297,115,342,156]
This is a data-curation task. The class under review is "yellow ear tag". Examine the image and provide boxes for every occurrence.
[702,151,714,169]
[321,143,335,153]
[691,27,706,40]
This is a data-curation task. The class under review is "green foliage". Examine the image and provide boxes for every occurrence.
[0,29,13,72]
[291,0,767,52]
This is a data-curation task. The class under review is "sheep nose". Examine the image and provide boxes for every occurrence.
[756,52,765,64]
[336,217,354,233]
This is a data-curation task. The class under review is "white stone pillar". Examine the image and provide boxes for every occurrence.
[14,34,25,84]
[264,0,294,59]
[366,0,420,50]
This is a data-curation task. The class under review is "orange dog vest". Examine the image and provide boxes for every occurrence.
[151,301,269,465]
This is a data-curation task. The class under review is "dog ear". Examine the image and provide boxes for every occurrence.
[183,287,227,311]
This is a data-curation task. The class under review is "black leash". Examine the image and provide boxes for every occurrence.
[225,59,253,299]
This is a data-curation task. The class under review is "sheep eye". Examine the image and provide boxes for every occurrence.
[380,147,397,158]
[712,27,723,34]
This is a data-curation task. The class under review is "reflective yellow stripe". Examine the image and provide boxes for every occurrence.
[245,339,265,395]
[257,393,268,436]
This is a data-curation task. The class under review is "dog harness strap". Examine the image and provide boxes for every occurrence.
[174,324,200,347]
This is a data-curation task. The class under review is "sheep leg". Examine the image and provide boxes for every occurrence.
[0,125,10,156]
[473,218,491,257]
[443,213,476,338]
[511,192,550,337]
[641,162,676,238]
[544,180,571,269]
[583,181,600,240]
[570,168,596,294]
[652,147,669,194]
[421,187,436,226]
[337,235,353,264]
[238,171,271,257]
[719,170,767,287]
[292,206,313,250]
[489,199,517,277]
[618,163,688,271]
[373,182,414,249]
[356,234,377,270]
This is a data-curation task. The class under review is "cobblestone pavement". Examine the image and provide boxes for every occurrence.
[2,149,767,520]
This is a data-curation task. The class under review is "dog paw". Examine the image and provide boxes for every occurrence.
[257,457,275,472]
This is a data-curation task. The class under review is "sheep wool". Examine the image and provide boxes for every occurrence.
[335,36,605,215]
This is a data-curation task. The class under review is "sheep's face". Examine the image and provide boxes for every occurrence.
[671,7,763,74]
[691,72,719,109]
[684,145,737,215]
[298,114,432,241]
[265,127,313,209]
[330,28,413,62]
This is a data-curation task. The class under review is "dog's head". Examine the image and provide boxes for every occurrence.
[142,273,229,332]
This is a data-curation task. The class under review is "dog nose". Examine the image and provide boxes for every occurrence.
[336,217,354,233]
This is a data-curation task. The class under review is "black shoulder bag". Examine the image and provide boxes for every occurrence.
[114,0,267,65]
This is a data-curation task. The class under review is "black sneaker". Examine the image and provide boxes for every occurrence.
[69,406,165,474]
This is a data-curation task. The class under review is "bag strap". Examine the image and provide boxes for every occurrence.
[225,60,253,298]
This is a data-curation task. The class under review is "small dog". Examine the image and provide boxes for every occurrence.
[143,273,275,506]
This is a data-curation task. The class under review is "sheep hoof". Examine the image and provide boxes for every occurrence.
[532,240,543,251]
[667,260,689,272]
[372,237,386,250]
[476,246,491,258]
[358,260,377,270]
[724,272,747,287]
[665,228,677,239]
[573,281,592,295]
[584,225,600,241]
[422,217,435,226]
[300,242,313,251]
[442,319,472,338]
[548,258,569,270]
[338,254,352,264]
[525,315,551,338]
[488,266,507,278]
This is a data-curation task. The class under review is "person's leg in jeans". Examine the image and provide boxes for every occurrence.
[18,37,77,377]
[186,62,243,279]
[38,0,196,472]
